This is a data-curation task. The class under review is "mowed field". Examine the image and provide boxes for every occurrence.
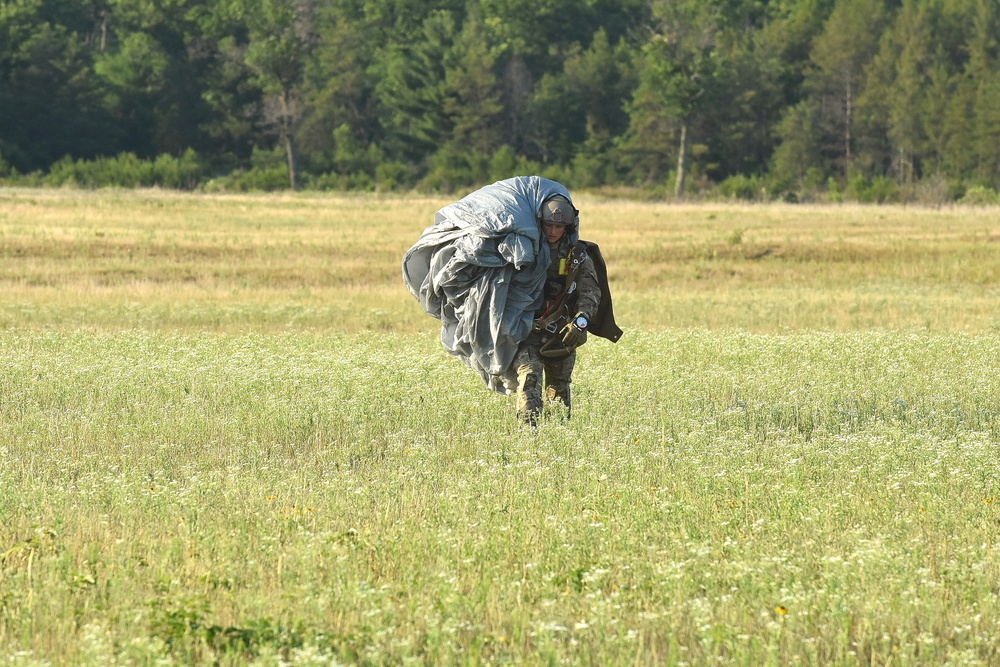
[2,187,1000,665]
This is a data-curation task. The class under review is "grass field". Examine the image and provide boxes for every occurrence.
[2,188,1000,665]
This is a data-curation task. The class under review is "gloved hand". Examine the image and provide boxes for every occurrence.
[559,319,587,349]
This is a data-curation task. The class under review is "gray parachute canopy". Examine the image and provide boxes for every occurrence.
[402,176,576,393]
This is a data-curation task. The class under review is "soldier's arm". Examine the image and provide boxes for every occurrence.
[574,254,602,319]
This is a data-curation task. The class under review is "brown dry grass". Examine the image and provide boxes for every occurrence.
[2,187,999,332]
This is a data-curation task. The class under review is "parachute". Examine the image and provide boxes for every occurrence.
[402,176,575,393]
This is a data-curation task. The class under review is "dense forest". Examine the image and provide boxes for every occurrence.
[1,0,999,201]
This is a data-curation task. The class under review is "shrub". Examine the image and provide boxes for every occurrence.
[539,164,572,188]
[870,176,899,203]
[43,155,79,186]
[40,151,206,189]
[332,124,371,176]
[83,153,153,187]
[152,149,205,190]
[570,152,609,189]
[845,172,898,204]
[488,146,519,182]
[305,171,375,192]
[420,146,463,193]
[958,185,1000,206]
[374,161,414,191]
[485,147,547,186]
[716,174,762,201]
[205,167,289,192]
[826,176,843,203]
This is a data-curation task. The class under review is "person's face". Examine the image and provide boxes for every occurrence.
[542,221,566,246]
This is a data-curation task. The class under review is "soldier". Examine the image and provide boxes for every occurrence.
[513,195,606,425]
[403,177,621,423]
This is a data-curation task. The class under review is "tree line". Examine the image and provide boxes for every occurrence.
[2,0,999,202]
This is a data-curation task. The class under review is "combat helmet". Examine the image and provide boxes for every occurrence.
[539,195,578,229]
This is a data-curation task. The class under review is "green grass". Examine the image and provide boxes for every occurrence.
[4,330,1000,665]
[2,190,1000,665]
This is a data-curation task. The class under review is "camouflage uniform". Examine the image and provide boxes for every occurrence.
[514,236,602,423]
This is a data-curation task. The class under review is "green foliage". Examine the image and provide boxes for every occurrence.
[441,16,504,157]
[776,0,889,184]
[630,0,729,192]
[2,0,999,194]
[374,160,417,191]
[41,150,207,189]
[303,171,375,192]
[959,185,1000,206]
[200,146,289,191]
[6,327,1000,664]
[826,176,842,202]
[771,103,823,197]
[570,142,612,189]
[715,174,764,201]
[487,145,518,181]
[478,0,638,75]
[420,143,476,193]
[147,589,309,663]
[205,167,290,193]
[373,10,456,163]
[154,150,210,190]
[484,146,544,183]
[94,32,170,92]
[564,29,635,142]
[0,1,118,171]
[843,171,898,204]
[331,123,379,177]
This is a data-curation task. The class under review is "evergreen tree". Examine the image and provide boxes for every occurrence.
[0,0,113,171]
[920,49,959,177]
[371,10,455,166]
[223,0,318,189]
[965,0,1000,186]
[298,0,378,175]
[700,12,785,180]
[478,0,644,170]
[564,28,637,185]
[629,0,728,197]
[442,15,503,158]
[2,0,995,194]
[422,13,505,190]
[94,0,223,158]
[773,0,889,188]
[860,0,935,184]
[616,62,677,185]
[806,0,890,178]
[770,101,824,193]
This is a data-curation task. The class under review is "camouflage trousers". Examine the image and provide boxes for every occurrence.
[513,332,576,425]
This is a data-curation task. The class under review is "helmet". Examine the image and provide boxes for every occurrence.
[540,196,577,227]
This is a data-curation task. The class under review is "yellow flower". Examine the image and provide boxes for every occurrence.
[775,606,788,615]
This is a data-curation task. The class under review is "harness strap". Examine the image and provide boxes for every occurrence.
[533,243,585,332]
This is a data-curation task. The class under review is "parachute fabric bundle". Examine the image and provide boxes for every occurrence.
[402,177,574,393]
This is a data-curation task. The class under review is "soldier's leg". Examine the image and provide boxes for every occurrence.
[544,350,576,419]
[514,338,544,425]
